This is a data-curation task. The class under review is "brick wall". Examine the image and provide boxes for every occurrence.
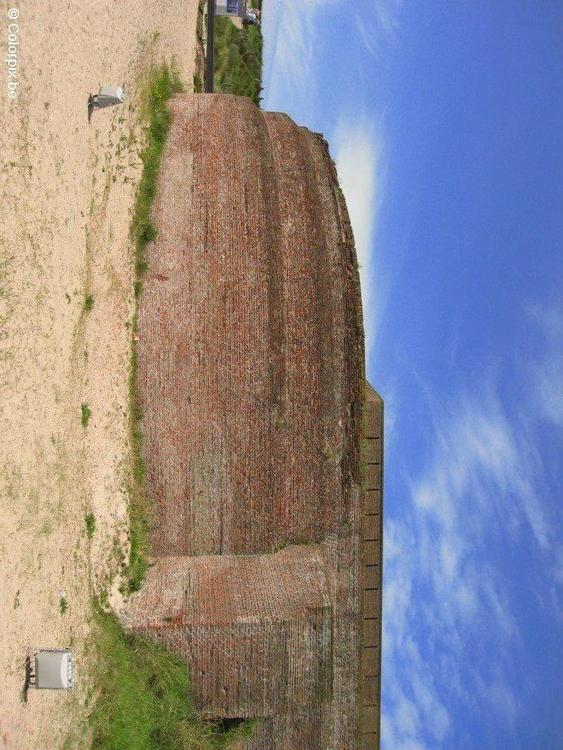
[360,384,383,749]
[124,547,333,719]
[125,93,377,750]
[137,94,363,557]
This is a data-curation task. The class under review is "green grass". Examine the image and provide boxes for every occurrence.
[59,595,68,615]
[89,605,255,750]
[84,294,94,312]
[124,345,150,594]
[130,64,183,295]
[81,403,92,427]
[214,17,263,105]
[85,512,96,539]
[124,64,183,594]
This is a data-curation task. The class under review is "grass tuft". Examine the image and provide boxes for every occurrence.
[89,604,255,749]
[81,403,92,427]
[85,512,96,539]
[125,340,149,593]
[59,595,68,615]
[84,294,95,312]
[130,64,183,286]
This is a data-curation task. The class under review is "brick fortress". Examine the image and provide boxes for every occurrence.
[123,94,383,750]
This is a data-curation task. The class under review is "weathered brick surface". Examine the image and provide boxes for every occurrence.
[125,546,331,627]
[125,94,377,750]
[124,548,333,718]
[138,94,362,557]
[359,384,384,750]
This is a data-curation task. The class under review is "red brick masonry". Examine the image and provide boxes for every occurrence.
[360,385,383,749]
[123,94,382,750]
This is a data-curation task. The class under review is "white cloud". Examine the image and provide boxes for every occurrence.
[354,0,404,56]
[528,305,563,426]
[332,118,383,360]
[382,382,554,748]
[262,0,335,114]
[410,392,550,550]
[263,0,405,114]
[383,519,456,749]
[333,120,381,270]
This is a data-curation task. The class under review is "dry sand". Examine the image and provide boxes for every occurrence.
[0,1,199,746]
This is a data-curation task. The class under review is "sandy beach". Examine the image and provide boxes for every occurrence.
[0,1,199,746]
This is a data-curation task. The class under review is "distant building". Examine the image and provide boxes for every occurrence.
[215,0,247,17]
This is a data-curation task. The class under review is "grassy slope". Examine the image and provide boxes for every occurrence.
[214,17,263,105]
[89,606,253,750]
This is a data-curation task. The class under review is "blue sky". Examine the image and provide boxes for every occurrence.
[263,2,563,749]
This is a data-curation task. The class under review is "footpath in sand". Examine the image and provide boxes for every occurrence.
[0,1,199,747]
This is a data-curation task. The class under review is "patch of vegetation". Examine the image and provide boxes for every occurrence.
[84,294,95,312]
[89,605,255,749]
[59,595,68,615]
[274,414,289,430]
[194,0,206,90]
[124,64,183,594]
[85,512,96,539]
[98,588,110,609]
[40,518,53,535]
[124,345,150,594]
[130,64,183,293]
[321,442,340,463]
[214,17,263,105]
[81,403,92,428]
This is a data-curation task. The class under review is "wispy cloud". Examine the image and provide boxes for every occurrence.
[262,0,334,114]
[263,0,405,114]
[354,0,404,56]
[411,391,550,551]
[332,118,384,361]
[383,374,558,748]
[528,304,563,426]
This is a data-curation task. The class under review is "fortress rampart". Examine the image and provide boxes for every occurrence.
[123,94,382,750]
